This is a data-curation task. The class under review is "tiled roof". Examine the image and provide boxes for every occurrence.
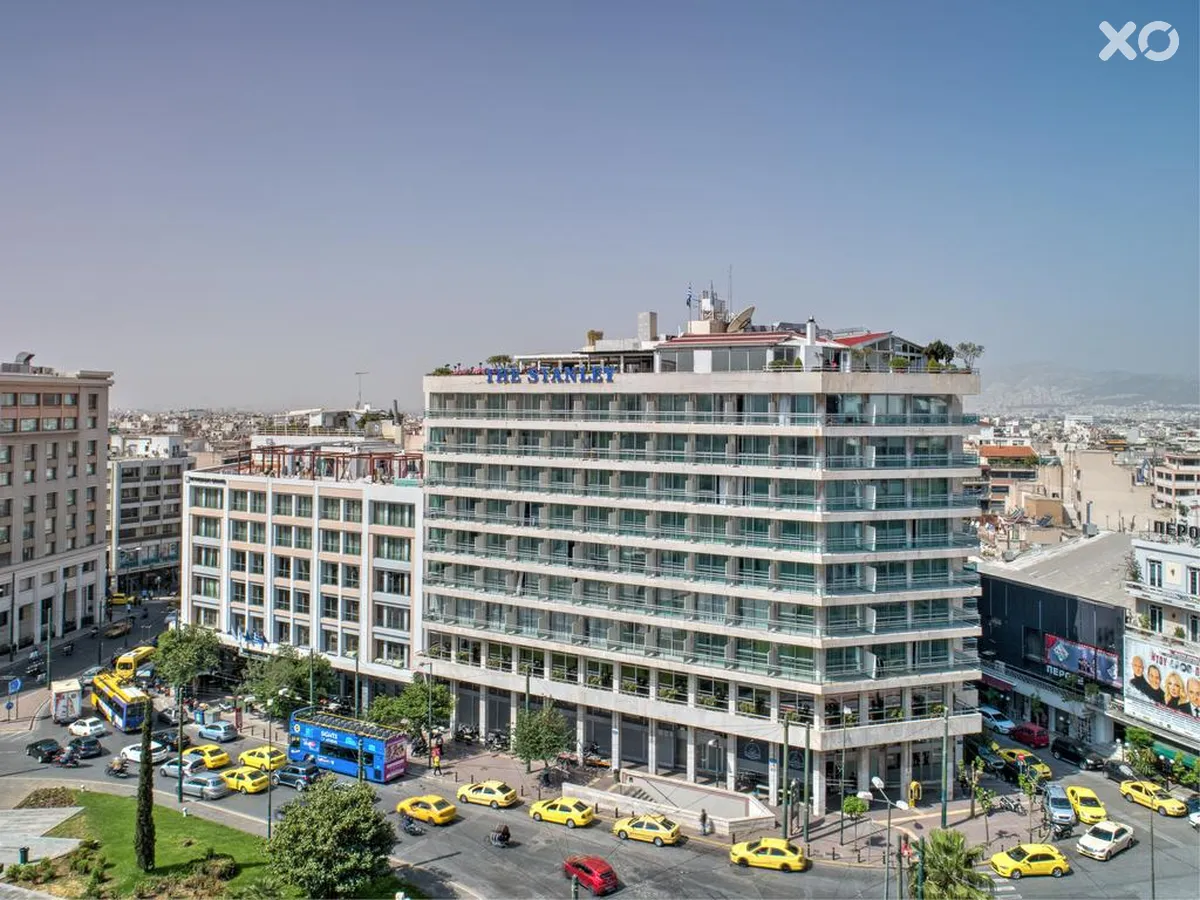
[833,331,891,347]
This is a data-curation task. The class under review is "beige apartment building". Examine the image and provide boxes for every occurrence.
[1152,449,1200,513]
[0,352,112,652]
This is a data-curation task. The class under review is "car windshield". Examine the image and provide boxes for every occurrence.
[432,800,451,811]
[1186,797,1200,813]
[571,801,590,813]
[1078,795,1102,807]
[1050,797,1071,809]
[786,843,800,855]
[1006,847,1029,862]
[495,782,513,793]
[660,818,677,829]
[1088,826,1116,841]
[745,840,762,852]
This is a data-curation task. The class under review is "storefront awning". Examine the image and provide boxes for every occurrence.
[1152,741,1198,771]
[981,673,1015,692]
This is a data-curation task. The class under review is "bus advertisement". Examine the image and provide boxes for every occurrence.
[90,672,152,732]
[287,707,408,784]
[115,646,156,681]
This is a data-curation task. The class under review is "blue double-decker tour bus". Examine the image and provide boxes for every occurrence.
[287,707,408,783]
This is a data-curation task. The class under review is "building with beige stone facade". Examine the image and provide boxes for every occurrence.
[0,352,112,652]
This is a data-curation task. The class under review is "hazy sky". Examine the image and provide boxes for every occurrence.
[2,1,1196,411]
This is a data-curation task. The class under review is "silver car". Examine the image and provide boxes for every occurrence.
[160,756,206,779]
[181,772,232,801]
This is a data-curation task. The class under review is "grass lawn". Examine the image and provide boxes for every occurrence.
[46,791,270,897]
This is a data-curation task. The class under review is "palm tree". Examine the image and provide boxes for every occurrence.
[909,828,993,900]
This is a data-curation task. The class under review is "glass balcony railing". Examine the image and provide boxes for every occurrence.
[425,408,981,427]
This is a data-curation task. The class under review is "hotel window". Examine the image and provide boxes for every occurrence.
[248,584,264,607]
[321,595,339,618]
[19,418,38,433]
[321,529,342,553]
[342,564,360,589]
[0,393,13,406]
[19,393,38,406]
[294,591,311,615]
[0,419,13,433]
[274,556,291,578]
[295,496,313,518]
[320,498,341,520]
[371,501,414,527]
[229,549,247,571]
[249,522,266,544]
[273,524,293,547]
[273,494,294,516]
[374,605,409,631]
[249,552,265,575]
[193,516,221,539]
[1148,559,1163,588]
[343,599,359,623]
[230,490,249,512]
[64,393,77,407]
[343,500,362,523]
[42,418,59,431]
[343,532,361,555]
[86,440,96,455]
[375,535,411,562]
[230,521,248,542]
[190,486,224,509]
[1188,567,1200,597]
[249,491,267,514]
[274,588,290,610]
[374,569,410,595]
[320,562,339,585]
[1149,605,1163,632]
[294,559,311,581]
[295,526,312,549]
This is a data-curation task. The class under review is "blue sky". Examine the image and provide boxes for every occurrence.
[1,1,1195,410]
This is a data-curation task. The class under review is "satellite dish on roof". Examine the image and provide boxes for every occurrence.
[727,306,755,333]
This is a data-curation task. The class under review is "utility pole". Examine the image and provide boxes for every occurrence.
[45,593,54,686]
[1149,799,1157,900]
[780,715,790,839]
[308,646,314,707]
[916,836,926,900]
[353,651,360,718]
[354,372,369,409]
[802,720,811,841]
[940,705,950,828]
[570,874,579,900]
[524,668,532,773]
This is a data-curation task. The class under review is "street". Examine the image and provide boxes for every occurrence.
[1,606,1197,899]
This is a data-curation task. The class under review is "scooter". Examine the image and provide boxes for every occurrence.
[400,815,425,837]
[454,724,478,744]
[489,831,512,848]
[105,762,131,779]
[53,751,80,769]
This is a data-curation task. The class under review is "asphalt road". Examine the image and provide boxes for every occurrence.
[3,609,1196,899]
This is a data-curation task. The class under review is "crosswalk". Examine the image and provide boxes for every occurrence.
[988,876,1023,900]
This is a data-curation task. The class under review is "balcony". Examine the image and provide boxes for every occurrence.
[1125,581,1200,617]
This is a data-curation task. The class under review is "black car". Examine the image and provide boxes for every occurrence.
[25,738,62,763]
[151,730,192,753]
[1104,759,1139,783]
[68,737,105,759]
[1001,756,1047,790]
[1050,736,1104,770]
[272,762,322,791]
[964,734,1005,773]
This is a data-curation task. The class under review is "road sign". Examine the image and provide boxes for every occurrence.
[4,701,11,711]
[8,678,21,694]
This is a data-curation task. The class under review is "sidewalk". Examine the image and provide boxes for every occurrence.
[0,688,50,733]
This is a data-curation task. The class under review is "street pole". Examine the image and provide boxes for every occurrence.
[1149,800,1157,900]
[884,799,892,900]
[358,733,365,783]
[524,668,531,774]
[916,836,926,900]
[940,705,949,828]
[46,592,55,685]
[839,710,848,845]
[176,680,185,802]
[570,874,579,900]
[308,646,314,707]
[427,665,434,772]
[353,652,360,718]
[802,720,811,841]
[266,702,273,839]
[780,715,790,839]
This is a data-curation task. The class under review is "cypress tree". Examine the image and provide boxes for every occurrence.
[134,709,156,871]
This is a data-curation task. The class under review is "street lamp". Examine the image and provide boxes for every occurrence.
[266,697,275,840]
[419,661,434,772]
[871,775,910,900]
[839,705,852,845]
[706,737,724,787]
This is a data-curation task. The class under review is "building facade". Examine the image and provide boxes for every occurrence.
[0,352,112,650]
[977,532,1132,745]
[180,444,423,707]
[422,314,983,812]
[108,434,195,596]
[1152,450,1200,514]
[1122,536,1200,759]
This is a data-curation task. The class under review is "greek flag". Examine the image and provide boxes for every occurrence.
[686,283,693,309]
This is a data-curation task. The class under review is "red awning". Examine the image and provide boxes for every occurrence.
[981,674,1014,692]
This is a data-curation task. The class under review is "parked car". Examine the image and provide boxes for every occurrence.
[158,706,190,727]
[1011,723,1050,749]
[181,772,233,800]
[160,756,207,779]
[197,721,238,743]
[78,665,105,690]
[964,734,1005,773]
[1076,820,1135,861]
[563,856,619,896]
[67,737,105,759]
[67,717,107,738]
[611,813,681,846]
[1104,759,1138,784]
[151,730,192,753]
[1050,736,1105,769]
[1042,784,1077,827]
[272,762,322,791]
[120,741,170,765]
[979,706,1016,734]
[1185,795,1200,830]
[25,739,63,763]
[1120,780,1187,816]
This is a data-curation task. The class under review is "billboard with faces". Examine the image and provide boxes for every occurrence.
[1123,636,1200,745]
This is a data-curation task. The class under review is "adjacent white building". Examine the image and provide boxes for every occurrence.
[107,434,195,596]
[180,443,423,706]
[0,352,112,649]
[421,309,983,812]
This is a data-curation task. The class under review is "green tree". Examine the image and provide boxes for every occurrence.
[909,828,993,900]
[841,795,869,846]
[976,786,996,847]
[134,714,156,872]
[1017,771,1042,842]
[954,342,985,370]
[924,339,955,365]
[155,624,221,688]
[511,704,573,770]
[366,678,455,734]
[240,645,337,719]
[267,778,395,897]
[1126,726,1154,749]
[959,758,985,819]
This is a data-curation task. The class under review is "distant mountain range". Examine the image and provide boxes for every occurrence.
[971,365,1200,413]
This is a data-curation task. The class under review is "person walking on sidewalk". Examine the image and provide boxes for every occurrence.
[432,746,443,776]
[699,808,709,836]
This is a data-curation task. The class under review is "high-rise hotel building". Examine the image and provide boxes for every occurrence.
[422,307,983,812]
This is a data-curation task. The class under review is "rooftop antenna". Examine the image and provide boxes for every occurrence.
[354,371,369,409]
[728,265,733,308]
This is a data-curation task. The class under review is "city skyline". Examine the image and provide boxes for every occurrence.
[2,0,1196,410]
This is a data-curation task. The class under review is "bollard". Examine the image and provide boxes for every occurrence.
[614,807,619,819]
[454,772,459,783]
[537,786,542,800]
[520,784,525,796]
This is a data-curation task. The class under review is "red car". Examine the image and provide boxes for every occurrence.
[1010,722,1049,749]
[564,856,619,896]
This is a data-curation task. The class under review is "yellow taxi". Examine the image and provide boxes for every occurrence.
[611,813,681,846]
[396,795,457,826]
[994,745,1052,780]
[1066,786,1107,825]
[456,780,518,809]
[1120,780,1187,816]
[184,744,231,770]
[238,745,288,772]
[528,797,595,828]
[221,766,269,794]
[729,837,807,872]
[990,843,1070,879]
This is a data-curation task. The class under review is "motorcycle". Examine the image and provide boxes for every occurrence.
[1050,822,1074,841]
[454,724,478,744]
[485,730,509,751]
[105,762,130,779]
[53,751,80,769]
[400,815,425,837]
[410,736,429,756]
[61,642,75,657]
[489,830,512,848]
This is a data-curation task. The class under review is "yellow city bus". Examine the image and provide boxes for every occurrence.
[115,645,156,681]
[91,672,152,732]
